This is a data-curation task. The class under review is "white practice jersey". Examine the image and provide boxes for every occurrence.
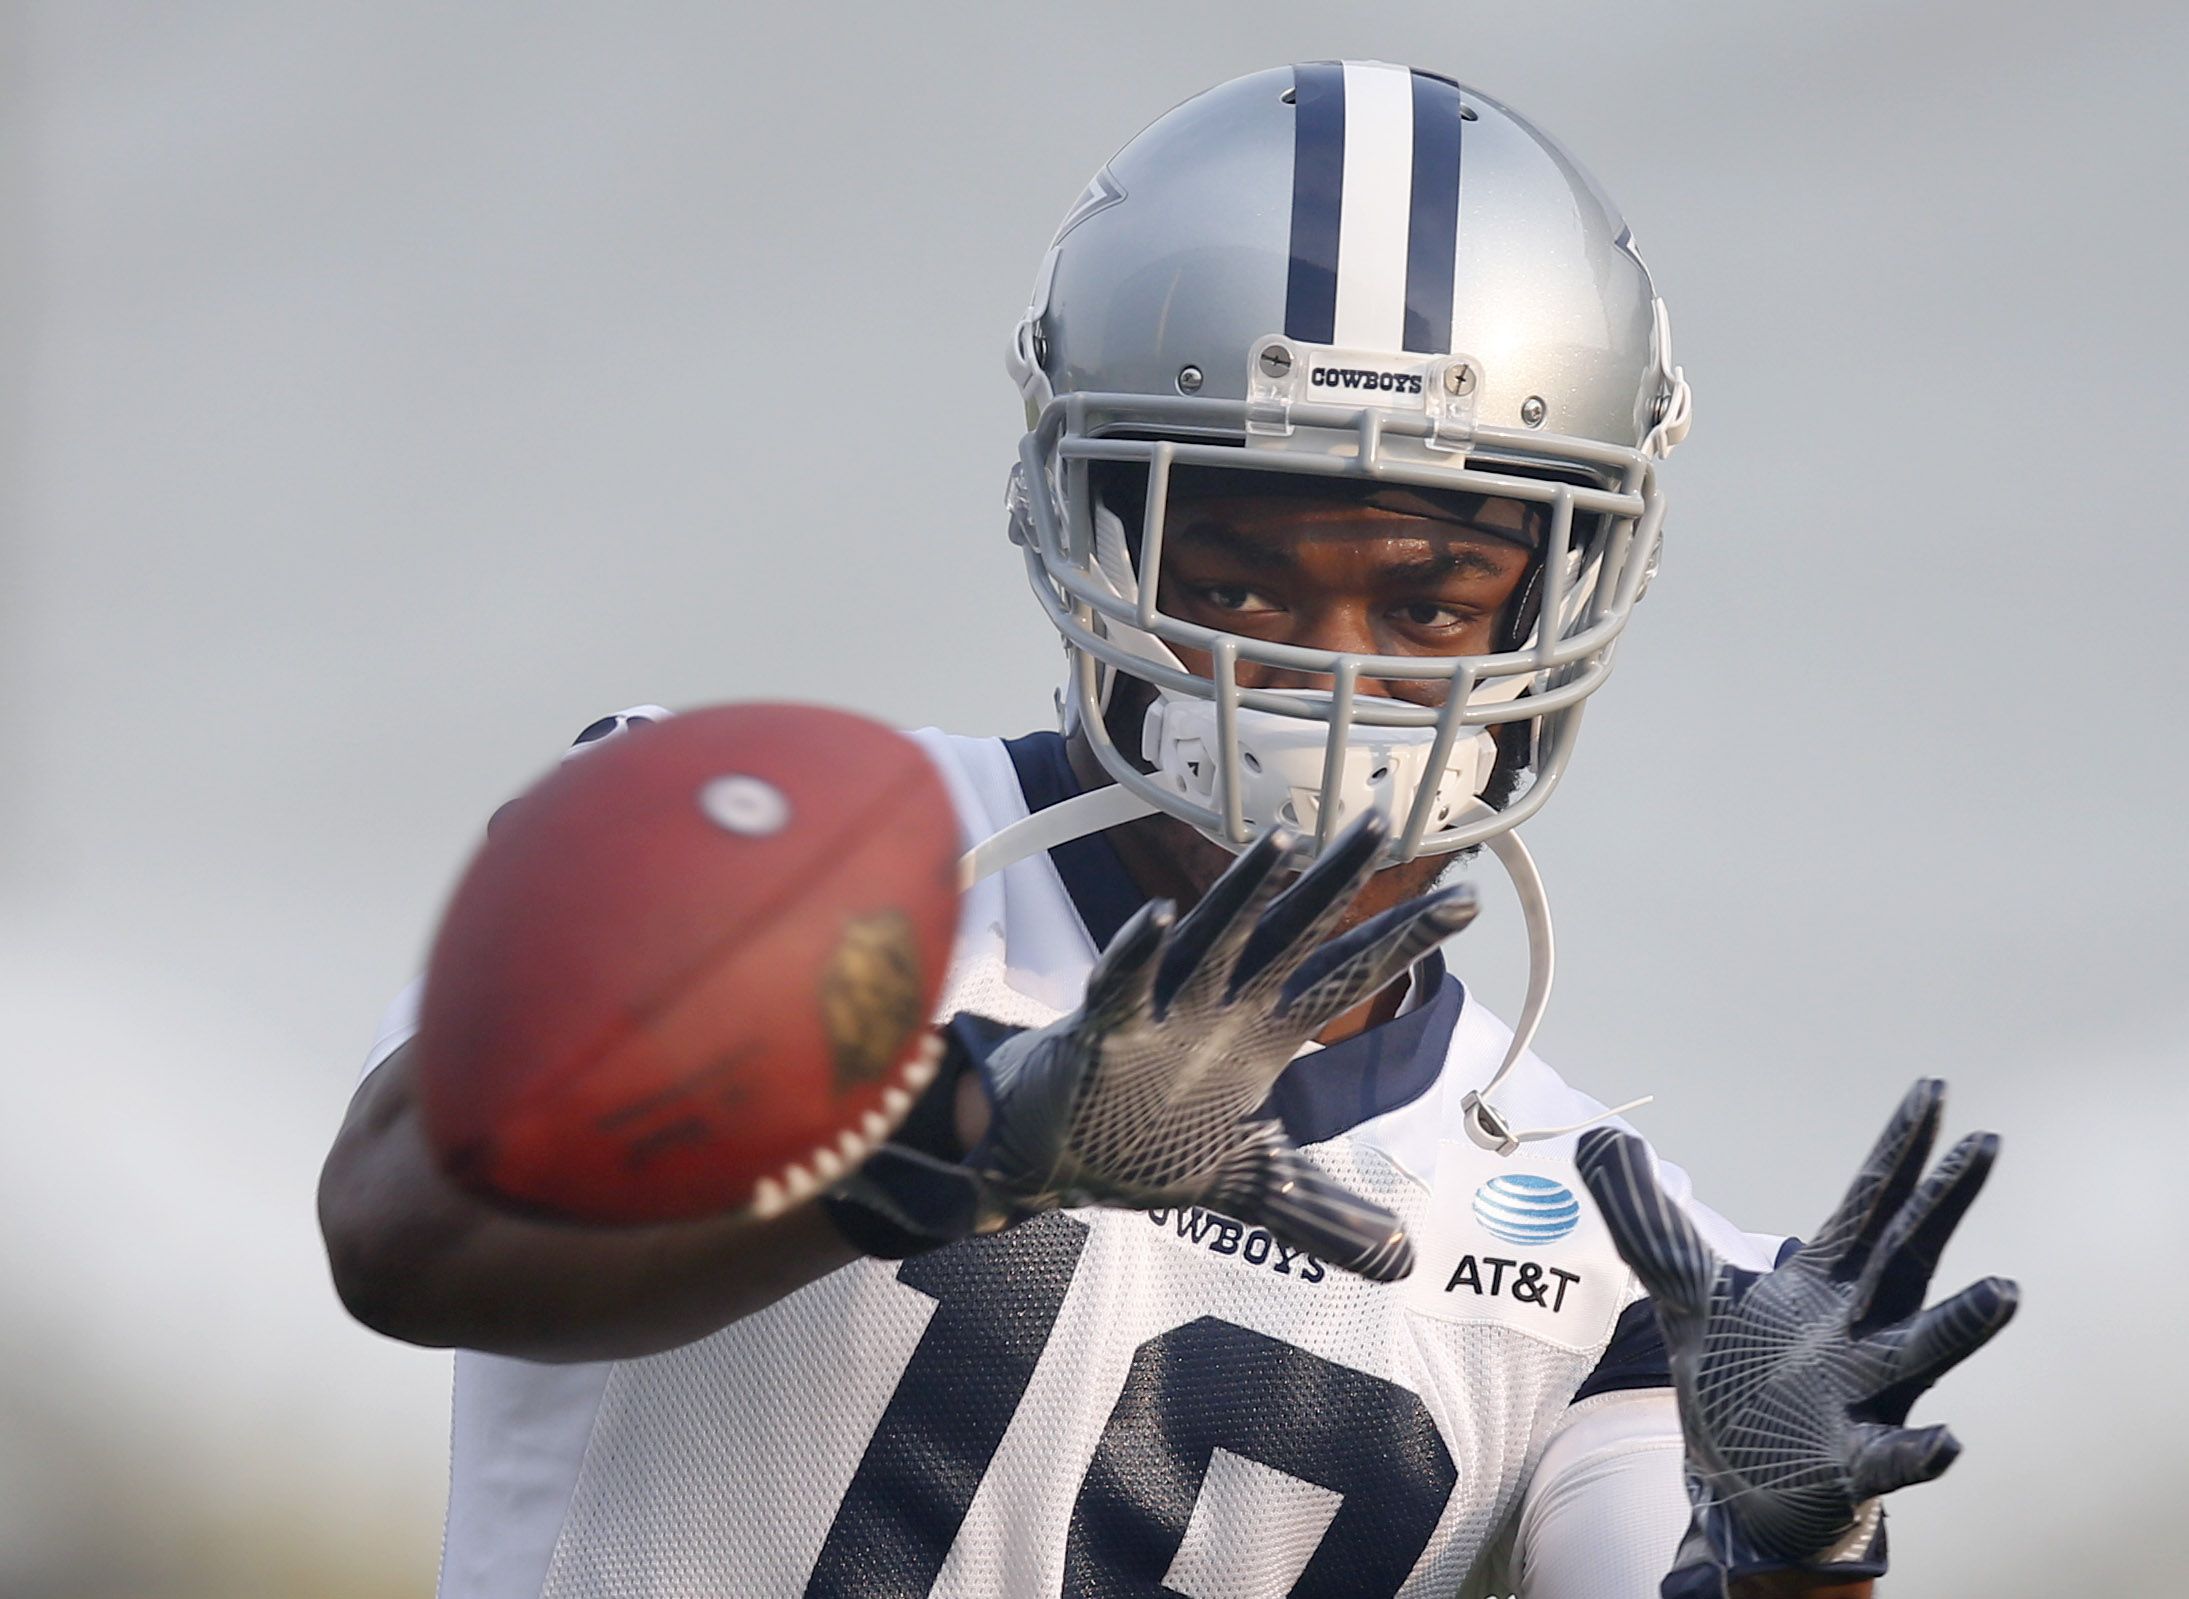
[360,719,1784,1599]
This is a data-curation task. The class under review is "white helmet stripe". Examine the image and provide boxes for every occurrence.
[1331,62,1416,350]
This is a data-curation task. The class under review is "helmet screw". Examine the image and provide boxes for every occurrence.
[1176,364,1204,394]
[1445,362,1476,396]
[1258,345,1293,379]
[1520,395,1547,426]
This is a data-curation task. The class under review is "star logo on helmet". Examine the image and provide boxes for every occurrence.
[1051,165,1126,246]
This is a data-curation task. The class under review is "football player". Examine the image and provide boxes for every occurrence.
[320,63,2015,1599]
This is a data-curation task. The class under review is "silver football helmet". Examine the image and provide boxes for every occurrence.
[1003,61,1691,866]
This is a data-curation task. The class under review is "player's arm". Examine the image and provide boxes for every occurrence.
[324,808,1459,1355]
[320,703,897,1360]
[317,1039,863,1363]
[1507,1389,1873,1599]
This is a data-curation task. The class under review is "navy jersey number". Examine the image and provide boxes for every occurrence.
[807,1215,1090,1597]
[809,1217,1458,1598]
[1065,1317,1455,1596]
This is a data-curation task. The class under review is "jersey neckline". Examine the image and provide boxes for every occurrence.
[1000,730,1463,1147]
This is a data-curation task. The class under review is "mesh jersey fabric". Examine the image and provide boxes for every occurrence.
[359,719,1783,1599]
[1506,1392,1691,1597]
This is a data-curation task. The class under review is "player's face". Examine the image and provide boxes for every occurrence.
[1152,494,1538,697]
[1080,490,1542,960]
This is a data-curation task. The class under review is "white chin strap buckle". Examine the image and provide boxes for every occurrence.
[1460,1090,1521,1156]
[1142,694,1493,843]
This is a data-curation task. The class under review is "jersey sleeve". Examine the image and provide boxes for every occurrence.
[354,705,675,1086]
[1511,1390,1689,1598]
[1518,1185,1807,1591]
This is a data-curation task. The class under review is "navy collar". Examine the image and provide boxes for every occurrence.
[1000,731,1462,1145]
[1000,731,1148,951]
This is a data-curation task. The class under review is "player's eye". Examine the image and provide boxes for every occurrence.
[1192,583,1280,616]
[1392,600,1473,630]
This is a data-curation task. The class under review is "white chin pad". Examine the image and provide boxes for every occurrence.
[1143,694,1497,841]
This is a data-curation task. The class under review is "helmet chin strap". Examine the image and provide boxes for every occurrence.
[1461,817,1650,1155]
[959,789,1650,1160]
[957,781,1159,890]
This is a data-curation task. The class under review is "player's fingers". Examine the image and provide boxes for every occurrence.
[1278,885,1478,1031]
[1795,1079,1944,1281]
[1575,1128,1719,1315]
[1209,1124,1414,1284]
[1851,1131,1999,1334]
[1082,898,1175,1028]
[1153,827,1292,1014]
[1864,1275,2019,1418]
[1847,1422,1961,1501]
[1229,810,1387,996]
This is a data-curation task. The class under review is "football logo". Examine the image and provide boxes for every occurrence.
[820,911,925,1091]
[1471,1174,1581,1245]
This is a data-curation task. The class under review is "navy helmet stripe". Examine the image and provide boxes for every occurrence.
[1402,70,1463,354]
[1284,62,1347,344]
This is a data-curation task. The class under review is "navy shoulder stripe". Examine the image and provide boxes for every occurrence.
[1000,731,1148,951]
[1574,1235,1804,1405]
[1572,1298,1671,1402]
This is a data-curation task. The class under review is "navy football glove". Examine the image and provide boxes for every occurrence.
[836,811,1475,1282]
[1575,1080,2018,1597]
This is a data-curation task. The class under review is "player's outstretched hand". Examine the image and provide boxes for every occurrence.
[1574,1080,2018,1594]
[836,811,1474,1281]
[969,810,1473,1281]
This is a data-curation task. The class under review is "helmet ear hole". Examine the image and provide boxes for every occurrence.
[1240,750,1263,774]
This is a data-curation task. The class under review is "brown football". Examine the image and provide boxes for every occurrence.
[415,702,960,1224]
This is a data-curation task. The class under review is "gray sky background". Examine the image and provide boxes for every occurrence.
[5,3,2184,1594]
